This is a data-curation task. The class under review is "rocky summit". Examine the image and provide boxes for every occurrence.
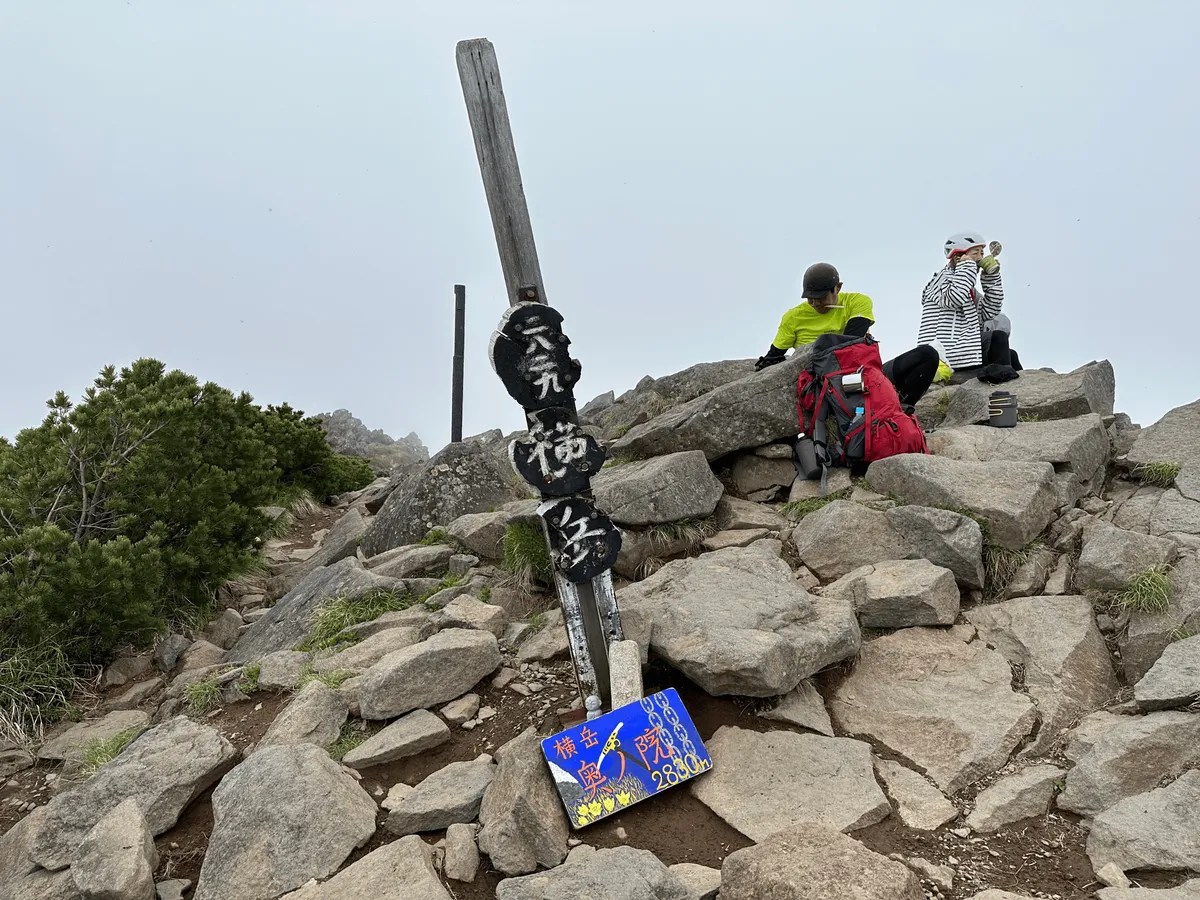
[5,357,1200,900]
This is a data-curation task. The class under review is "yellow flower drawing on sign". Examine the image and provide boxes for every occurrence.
[603,796,616,813]
[588,800,603,818]
[616,790,632,807]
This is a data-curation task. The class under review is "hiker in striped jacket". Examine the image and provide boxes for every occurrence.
[918,232,1021,381]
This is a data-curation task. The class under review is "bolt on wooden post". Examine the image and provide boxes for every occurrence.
[457,38,626,716]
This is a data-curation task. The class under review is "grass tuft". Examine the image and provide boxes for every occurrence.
[184,677,224,715]
[418,528,454,547]
[1114,565,1174,614]
[503,521,554,591]
[297,588,416,652]
[1133,462,1181,489]
[327,722,368,761]
[238,663,261,695]
[1170,625,1197,643]
[0,641,78,750]
[984,543,1036,601]
[528,611,548,632]
[279,488,321,519]
[646,517,717,552]
[295,665,353,691]
[636,557,666,580]
[780,488,852,522]
[479,586,492,604]
[78,727,140,779]
[935,391,952,418]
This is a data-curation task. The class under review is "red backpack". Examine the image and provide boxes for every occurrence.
[795,333,928,490]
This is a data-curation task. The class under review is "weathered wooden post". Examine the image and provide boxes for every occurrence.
[451,284,466,443]
[456,38,625,715]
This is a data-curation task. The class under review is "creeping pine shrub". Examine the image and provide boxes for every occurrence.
[0,359,374,731]
[1115,565,1174,614]
[1133,462,1181,489]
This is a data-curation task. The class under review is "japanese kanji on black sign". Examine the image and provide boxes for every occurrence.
[537,496,621,583]
[510,407,606,496]
[490,302,582,411]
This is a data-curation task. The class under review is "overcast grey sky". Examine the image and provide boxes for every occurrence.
[3,1,1197,453]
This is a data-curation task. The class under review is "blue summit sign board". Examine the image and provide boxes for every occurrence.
[541,688,713,829]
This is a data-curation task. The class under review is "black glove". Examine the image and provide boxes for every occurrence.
[754,346,787,371]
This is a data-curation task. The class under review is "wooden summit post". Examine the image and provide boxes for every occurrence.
[456,38,625,717]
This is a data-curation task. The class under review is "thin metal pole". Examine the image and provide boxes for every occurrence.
[451,284,466,443]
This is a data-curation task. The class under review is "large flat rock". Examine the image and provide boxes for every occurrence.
[256,681,347,751]
[1135,634,1200,711]
[582,358,758,441]
[828,629,1036,794]
[278,835,450,900]
[38,710,150,762]
[445,501,540,560]
[342,710,450,769]
[194,744,377,900]
[720,825,924,900]
[227,558,399,664]
[866,455,1058,550]
[824,559,960,628]
[1076,520,1177,593]
[477,728,569,876]
[1119,554,1200,682]
[873,759,958,831]
[69,798,158,900]
[926,414,1110,483]
[495,846,689,900]
[31,717,239,871]
[965,764,1066,832]
[940,361,1115,428]
[592,451,724,526]
[792,501,984,587]
[966,595,1120,755]
[1097,881,1200,899]
[1087,769,1200,873]
[358,628,502,720]
[1128,398,1200,502]
[1058,711,1200,817]
[619,541,859,697]
[610,349,813,461]
[385,756,496,836]
[364,543,455,579]
[690,726,890,840]
[361,441,532,557]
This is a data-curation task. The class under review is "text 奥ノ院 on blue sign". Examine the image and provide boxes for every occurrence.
[540,689,712,828]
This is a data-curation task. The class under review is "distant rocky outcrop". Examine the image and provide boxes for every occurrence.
[317,409,429,474]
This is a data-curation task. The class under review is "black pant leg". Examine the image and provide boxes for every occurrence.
[984,330,1012,366]
[884,345,939,407]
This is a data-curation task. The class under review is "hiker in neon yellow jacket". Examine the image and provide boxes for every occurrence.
[755,263,939,410]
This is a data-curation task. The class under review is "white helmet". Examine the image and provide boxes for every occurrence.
[944,231,985,258]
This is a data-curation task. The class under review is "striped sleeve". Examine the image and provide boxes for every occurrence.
[921,260,980,310]
[978,266,1004,320]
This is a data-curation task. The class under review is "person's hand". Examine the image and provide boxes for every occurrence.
[755,354,784,371]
